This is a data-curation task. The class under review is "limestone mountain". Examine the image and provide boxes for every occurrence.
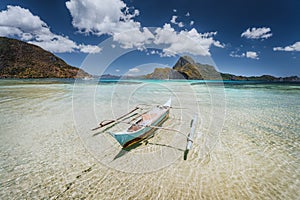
[0,37,90,78]
[145,67,185,79]
[173,56,221,80]
[147,56,221,80]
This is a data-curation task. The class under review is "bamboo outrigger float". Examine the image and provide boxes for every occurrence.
[92,97,198,159]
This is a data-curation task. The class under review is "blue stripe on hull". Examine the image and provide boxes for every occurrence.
[113,110,169,147]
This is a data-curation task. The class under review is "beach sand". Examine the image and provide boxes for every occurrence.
[0,80,299,199]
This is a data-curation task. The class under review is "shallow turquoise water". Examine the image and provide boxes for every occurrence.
[0,79,299,199]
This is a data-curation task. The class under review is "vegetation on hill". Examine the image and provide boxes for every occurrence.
[145,67,185,79]
[0,37,90,78]
[146,56,221,80]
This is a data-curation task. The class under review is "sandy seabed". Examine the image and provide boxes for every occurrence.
[0,80,299,199]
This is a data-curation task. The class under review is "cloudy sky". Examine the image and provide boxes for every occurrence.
[0,0,299,76]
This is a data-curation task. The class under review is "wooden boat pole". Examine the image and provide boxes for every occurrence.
[92,106,141,131]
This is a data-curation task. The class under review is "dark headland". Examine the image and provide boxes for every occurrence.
[0,37,90,78]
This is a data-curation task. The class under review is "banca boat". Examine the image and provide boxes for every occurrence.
[92,97,198,159]
[110,98,171,148]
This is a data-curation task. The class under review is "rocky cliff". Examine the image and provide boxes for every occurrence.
[146,56,222,80]
[145,67,185,79]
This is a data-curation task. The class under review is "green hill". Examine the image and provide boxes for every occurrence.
[146,56,222,80]
[0,37,90,78]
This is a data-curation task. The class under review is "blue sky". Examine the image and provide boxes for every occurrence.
[0,0,299,77]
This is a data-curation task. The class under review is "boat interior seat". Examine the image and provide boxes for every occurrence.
[142,114,152,121]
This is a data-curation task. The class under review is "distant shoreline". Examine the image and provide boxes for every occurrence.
[1,38,299,81]
[0,77,299,84]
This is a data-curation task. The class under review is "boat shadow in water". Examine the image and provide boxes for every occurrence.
[113,142,143,160]
[148,142,189,160]
[146,141,185,152]
[113,139,185,161]
[147,141,189,160]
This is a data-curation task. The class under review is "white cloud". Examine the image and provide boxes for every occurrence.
[190,21,194,26]
[213,40,225,48]
[112,27,154,50]
[66,0,140,36]
[229,52,245,58]
[170,16,177,24]
[154,24,223,57]
[0,26,23,37]
[230,51,259,59]
[149,50,160,55]
[0,5,47,32]
[0,5,48,41]
[0,5,100,53]
[170,15,184,28]
[241,27,272,39]
[78,44,102,54]
[29,35,78,53]
[66,0,153,49]
[186,12,190,17]
[65,0,223,57]
[178,22,184,28]
[273,41,300,52]
[115,69,120,72]
[128,67,140,73]
[246,51,259,59]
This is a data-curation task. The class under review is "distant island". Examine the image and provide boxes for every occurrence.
[0,37,299,81]
[0,37,90,78]
[102,56,300,82]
